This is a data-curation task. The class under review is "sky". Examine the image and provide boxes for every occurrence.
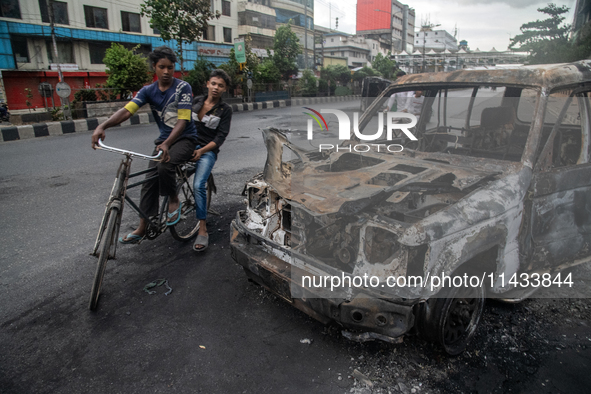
[314,0,576,51]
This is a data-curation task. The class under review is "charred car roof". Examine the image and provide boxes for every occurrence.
[390,60,591,91]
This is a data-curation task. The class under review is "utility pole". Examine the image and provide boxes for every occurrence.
[48,0,62,83]
[48,0,71,119]
[304,0,308,69]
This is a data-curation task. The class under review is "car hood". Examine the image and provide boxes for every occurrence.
[262,128,513,216]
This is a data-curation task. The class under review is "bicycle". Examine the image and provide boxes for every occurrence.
[89,139,215,310]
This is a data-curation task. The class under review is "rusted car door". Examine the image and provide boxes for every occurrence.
[528,90,591,271]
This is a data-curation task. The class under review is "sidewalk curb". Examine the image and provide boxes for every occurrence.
[0,95,360,143]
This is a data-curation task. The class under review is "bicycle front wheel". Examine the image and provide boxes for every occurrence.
[89,208,119,310]
[170,174,212,241]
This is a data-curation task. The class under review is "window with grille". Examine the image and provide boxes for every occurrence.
[39,0,68,24]
[121,11,141,33]
[46,40,73,63]
[222,0,231,16]
[0,0,21,18]
[203,25,215,41]
[84,5,108,29]
[223,27,232,43]
[12,36,28,62]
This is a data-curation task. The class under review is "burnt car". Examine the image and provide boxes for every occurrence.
[230,61,591,355]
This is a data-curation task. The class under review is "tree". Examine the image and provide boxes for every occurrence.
[184,57,216,96]
[321,64,351,86]
[352,66,382,82]
[371,52,398,79]
[104,44,152,99]
[272,21,302,80]
[297,69,318,96]
[509,3,571,64]
[141,0,220,75]
[221,34,260,93]
[257,58,281,84]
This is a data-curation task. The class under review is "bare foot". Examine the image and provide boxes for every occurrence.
[167,196,181,225]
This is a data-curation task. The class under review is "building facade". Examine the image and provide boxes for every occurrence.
[356,0,415,53]
[0,0,319,109]
[237,0,276,52]
[0,0,240,109]
[414,27,457,52]
[316,32,371,68]
[270,0,314,68]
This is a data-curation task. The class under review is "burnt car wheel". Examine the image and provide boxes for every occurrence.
[418,276,485,355]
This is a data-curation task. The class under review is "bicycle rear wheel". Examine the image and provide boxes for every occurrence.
[170,173,212,241]
[89,208,119,310]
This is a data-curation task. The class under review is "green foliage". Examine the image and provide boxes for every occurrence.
[217,63,237,90]
[334,86,352,96]
[297,69,318,97]
[257,58,281,84]
[74,89,97,102]
[321,64,351,86]
[352,66,382,82]
[509,3,591,64]
[95,83,117,101]
[272,22,302,80]
[51,106,64,121]
[371,53,397,79]
[318,79,332,95]
[141,0,220,74]
[509,3,569,64]
[184,58,216,96]
[104,44,151,99]
[222,35,259,93]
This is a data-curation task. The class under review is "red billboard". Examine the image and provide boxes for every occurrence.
[357,0,391,33]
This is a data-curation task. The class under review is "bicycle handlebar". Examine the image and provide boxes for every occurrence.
[97,139,163,161]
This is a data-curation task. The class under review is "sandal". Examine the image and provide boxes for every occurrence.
[118,233,144,244]
[193,234,209,252]
[166,201,183,226]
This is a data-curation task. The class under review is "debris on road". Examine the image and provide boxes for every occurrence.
[143,279,173,295]
[352,369,374,389]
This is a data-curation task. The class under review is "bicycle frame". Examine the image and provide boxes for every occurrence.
[92,139,199,251]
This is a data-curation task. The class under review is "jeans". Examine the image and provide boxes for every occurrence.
[193,146,217,220]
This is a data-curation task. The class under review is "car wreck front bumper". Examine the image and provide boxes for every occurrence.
[230,213,417,342]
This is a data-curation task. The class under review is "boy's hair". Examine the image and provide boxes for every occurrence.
[149,46,177,65]
[209,69,231,87]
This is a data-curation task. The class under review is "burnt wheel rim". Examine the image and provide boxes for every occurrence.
[443,290,481,346]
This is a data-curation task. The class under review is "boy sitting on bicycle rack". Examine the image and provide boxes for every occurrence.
[190,69,233,252]
[91,46,198,244]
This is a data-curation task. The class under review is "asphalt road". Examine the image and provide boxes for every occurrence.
[0,102,363,393]
[1,100,590,393]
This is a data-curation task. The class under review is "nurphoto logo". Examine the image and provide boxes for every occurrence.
[303,108,418,152]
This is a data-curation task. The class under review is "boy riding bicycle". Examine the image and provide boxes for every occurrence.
[91,46,197,244]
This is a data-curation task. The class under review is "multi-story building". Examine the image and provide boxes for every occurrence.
[356,0,415,53]
[0,0,239,109]
[314,25,390,69]
[414,26,457,52]
[271,0,314,68]
[237,0,276,57]
[316,32,371,68]
[0,0,317,109]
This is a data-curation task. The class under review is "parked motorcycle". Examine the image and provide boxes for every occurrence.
[0,103,10,122]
